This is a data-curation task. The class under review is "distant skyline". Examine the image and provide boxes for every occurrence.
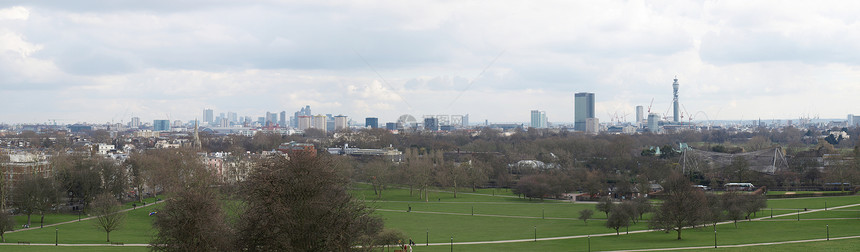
[1,1,859,124]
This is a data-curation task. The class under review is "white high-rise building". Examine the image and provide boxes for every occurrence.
[635,106,644,124]
[530,110,547,129]
[313,115,327,132]
[334,115,348,131]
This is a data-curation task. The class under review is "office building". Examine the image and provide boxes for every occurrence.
[279,111,287,127]
[574,92,595,131]
[648,113,661,133]
[530,110,547,128]
[365,117,378,129]
[386,122,397,130]
[228,112,238,124]
[153,120,170,132]
[424,117,438,131]
[635,106,644,124]
[203,109,214,123]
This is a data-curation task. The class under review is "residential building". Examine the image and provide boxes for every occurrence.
[334,115,348,131]
[530,110,547,128]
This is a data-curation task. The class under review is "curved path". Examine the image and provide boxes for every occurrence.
[7,199,165,234]
[412,202,860,247]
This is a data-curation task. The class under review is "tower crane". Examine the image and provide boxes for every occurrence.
[647,98,654,113]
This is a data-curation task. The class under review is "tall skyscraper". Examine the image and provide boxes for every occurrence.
[635,106,644,124]
[279,111,287,127]
[365,117,378,129]
[265,112,277,126]
[530,110,547,128]
[203,108,214,123]
[574,92,595,131]
[228,112,238,124]
[673,77,680,123]
[292,105,311,128]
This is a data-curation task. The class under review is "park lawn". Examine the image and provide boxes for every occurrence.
[372,201,600,220]
[10,196,163,229]
[410,219,860,251]
[0,246,149,251]
[767,191,848,195]
[2,202,160,245]
[707,237,860,251]
[376,208,651,244]
[770,209,860,220]
[354,187,537,203]
[766,195,859,210]
[13,213,82,229]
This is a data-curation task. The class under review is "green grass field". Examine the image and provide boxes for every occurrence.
[3,186,860,251]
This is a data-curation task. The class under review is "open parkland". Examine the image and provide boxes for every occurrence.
[0,186,859,251]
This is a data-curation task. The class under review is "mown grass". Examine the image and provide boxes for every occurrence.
[3,200,161,245]
[4,185,860,252]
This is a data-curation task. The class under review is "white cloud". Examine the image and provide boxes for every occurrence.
[0,6,28,20]
[0,1,859,124]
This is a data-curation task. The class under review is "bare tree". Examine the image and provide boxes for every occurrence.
[605,207,631,235]
[578,209,594,224]
[12,175,57,227]
[596,197,614,218]
[90,193,125,242]
[721,192,745,228]
[0,211,14,242]
[649,173,707,240]
[742,194,767,220]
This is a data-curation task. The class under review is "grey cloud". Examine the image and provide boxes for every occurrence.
[700,30,860,65]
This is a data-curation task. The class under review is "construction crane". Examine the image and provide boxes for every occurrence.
[647,98,654,113]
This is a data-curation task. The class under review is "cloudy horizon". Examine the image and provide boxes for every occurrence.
[1,1,859,125]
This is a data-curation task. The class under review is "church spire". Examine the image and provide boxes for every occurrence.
[193,119,202,149]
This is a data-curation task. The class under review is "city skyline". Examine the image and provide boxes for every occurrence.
[2,1,860,124]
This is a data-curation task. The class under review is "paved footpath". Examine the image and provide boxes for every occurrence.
[604,235,860,252]
[7,199,165,234]
[414,202,860,247]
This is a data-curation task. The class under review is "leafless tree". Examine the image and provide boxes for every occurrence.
[649,173,707,240]
[605,207,631,235]
[596,197,614,218]
[90,193,125,242]
[0,211,14,242]
[578,209,594,224]
[721,192,745,228]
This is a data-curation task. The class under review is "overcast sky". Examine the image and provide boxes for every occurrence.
[2,1,859,125]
